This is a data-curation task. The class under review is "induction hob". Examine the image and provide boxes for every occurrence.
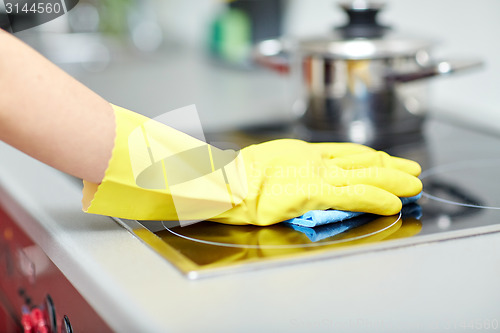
[113,118,500,279]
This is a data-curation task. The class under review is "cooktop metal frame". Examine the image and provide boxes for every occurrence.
[111,118,500,279]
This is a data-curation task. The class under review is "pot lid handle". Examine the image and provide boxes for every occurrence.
[336,1,390,38]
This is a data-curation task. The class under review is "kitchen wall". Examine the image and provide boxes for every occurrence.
[158,0,500,133]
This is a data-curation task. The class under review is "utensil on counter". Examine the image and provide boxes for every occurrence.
[254,1,483,148]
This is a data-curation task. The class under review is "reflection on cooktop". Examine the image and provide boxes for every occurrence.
[419,158,500,233]
[152,210,420,277]
[421,159,500,209]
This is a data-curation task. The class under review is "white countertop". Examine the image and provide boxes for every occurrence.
[2,118,500,333]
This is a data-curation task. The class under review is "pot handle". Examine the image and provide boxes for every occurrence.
[252,39,291,74]
[386,59,484,83]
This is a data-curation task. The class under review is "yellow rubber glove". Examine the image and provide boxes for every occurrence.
[211,139,422,225]
[83,105,422,226]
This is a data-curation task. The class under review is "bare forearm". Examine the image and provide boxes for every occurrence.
[0,29,114,184]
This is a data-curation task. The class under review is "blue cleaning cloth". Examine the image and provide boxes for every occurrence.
[288,213,378,242]
[401,202,423,220]
[288,202,423,242]
[284,193,422,228]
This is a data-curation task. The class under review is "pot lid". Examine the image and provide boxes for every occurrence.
[297,1,433,59]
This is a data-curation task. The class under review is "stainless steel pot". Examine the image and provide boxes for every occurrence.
[255,1,482,148]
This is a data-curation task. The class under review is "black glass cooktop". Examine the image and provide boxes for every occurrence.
[113,118,500,279]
